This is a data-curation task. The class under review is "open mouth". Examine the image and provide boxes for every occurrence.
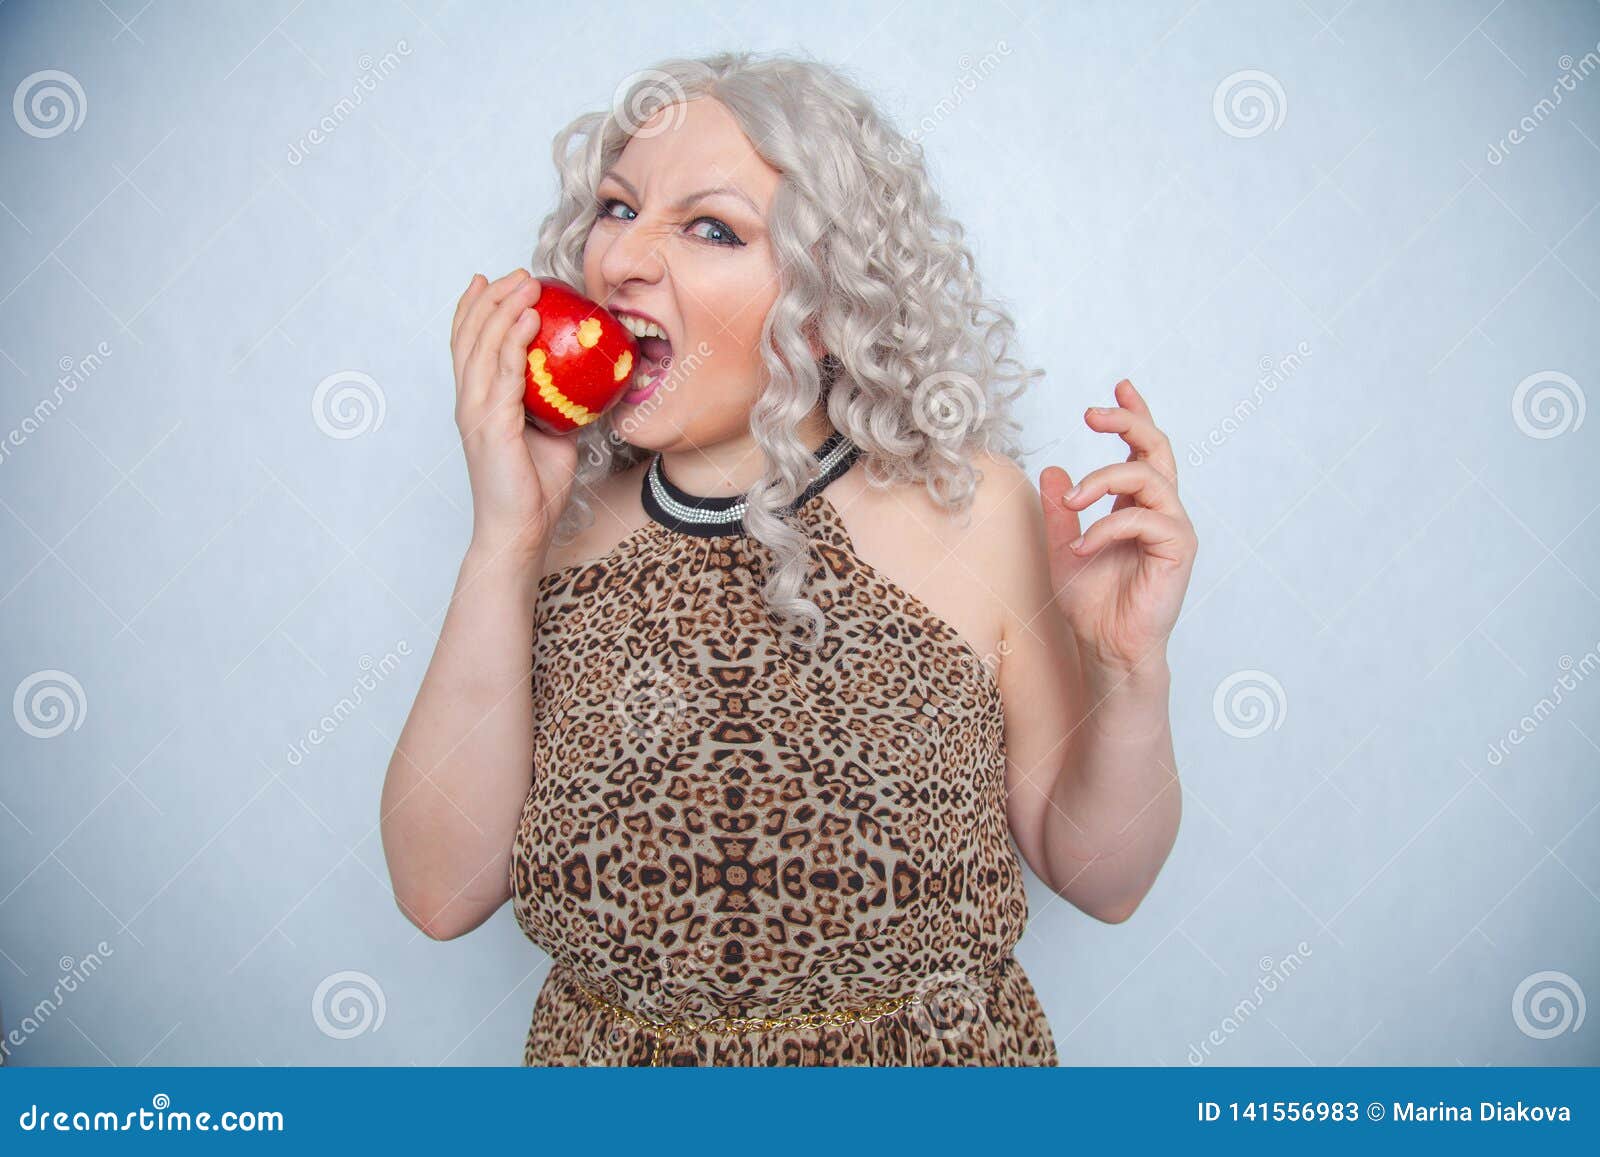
[617,313,674,404]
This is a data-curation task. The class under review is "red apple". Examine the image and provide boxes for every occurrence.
[522,278,639,435]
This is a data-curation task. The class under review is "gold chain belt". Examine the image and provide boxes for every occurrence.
[572,977,938,1067]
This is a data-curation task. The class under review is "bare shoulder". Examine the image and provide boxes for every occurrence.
[958,449,1041,547]
[961,449,1053,625]
[824,447,1041,660]
[540,457,650,578]
[940,450,1048,633]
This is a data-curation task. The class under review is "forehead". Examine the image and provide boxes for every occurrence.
[610,96,780,207]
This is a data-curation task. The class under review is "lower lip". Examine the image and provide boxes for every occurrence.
[622,355,670,404]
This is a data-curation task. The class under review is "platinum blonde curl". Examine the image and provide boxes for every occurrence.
[531,49,1042,650]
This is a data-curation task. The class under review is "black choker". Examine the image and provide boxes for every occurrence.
[641,430,861,538]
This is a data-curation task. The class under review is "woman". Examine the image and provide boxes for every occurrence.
[379,50,1197,1066]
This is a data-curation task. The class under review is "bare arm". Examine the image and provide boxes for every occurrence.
[379,267,577,940]
[1042,664,1181,922]
[997,382,1197,923]
[379,542,545,940]
[997,464,1184,923]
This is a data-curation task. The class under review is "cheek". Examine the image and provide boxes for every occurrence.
[732,296,779,366]
[694,315,765,383]
[696,274,778,362]
[579,229,601,282]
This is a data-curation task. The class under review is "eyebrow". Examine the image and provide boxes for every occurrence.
[599,170,762,217]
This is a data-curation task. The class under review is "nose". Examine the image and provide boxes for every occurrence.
[596,213,667,294]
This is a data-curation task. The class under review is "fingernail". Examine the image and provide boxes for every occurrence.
[1070,535,1085,550]
[1065,483,1080,501]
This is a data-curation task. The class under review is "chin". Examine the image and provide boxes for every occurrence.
[600,393,682,453]
[616,391,753,454]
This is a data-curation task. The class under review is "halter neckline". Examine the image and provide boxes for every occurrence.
[640,429,862,538]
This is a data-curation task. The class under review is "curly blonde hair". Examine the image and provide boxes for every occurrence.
[532,48,1042,649]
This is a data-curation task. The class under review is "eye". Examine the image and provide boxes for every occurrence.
[689,217,744,247]
[594,197,745,248]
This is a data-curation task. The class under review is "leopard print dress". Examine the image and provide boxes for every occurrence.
[510,429,1058,1066]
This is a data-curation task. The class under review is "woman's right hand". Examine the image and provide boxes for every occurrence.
[451,268,580,563]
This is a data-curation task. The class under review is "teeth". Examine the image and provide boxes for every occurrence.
[630,360,665,393]
[619,313,666,341]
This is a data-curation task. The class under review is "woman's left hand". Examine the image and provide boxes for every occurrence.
[1039,378,1198,680]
